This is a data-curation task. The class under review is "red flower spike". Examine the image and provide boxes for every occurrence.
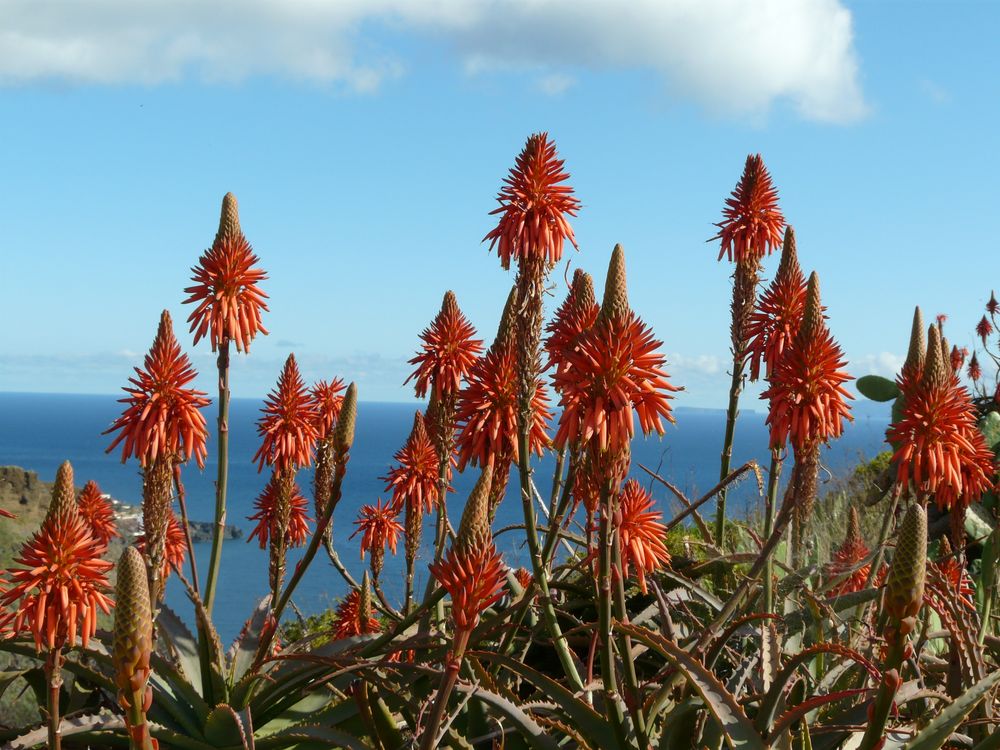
[825,508,871,596]
[553,310,680,456]
[484,132,580,270]
[406,292,483,400]
[950,346,967,374]
[183,233,269,353]
[712,154,785,264]
[383,412,443,515]
[888,325,996,511]
[977,316,993,345]
[332,588,380,640]
[455,344,551,471]
[429,542,507,631]
[930,539,976,612]
[762,273,853,452]
[254,354,319,472]
[968,353,982,382]
[615,480,671,593]
[745,227,807,382]
[988,292,999,316]
[136,509,188,584]
[247,475,312,550]
[0,511,113,651]
[77,480,119,547]
[311,379,346,440]
[105,311,210,469]
[545,269,600,378]
[351,499,403,560]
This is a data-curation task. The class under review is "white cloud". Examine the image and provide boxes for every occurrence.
[851,352,904,379]
[535,73,575,96]
[919,78,950,105]
[669,352,723,377]
[0,0,866,122]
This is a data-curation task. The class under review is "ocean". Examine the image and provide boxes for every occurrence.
[0,391,891,641]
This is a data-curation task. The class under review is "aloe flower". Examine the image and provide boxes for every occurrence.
[615,480,671,593]
[744,227,806,382]
[888,324,995,513]
[406,291,483,400]
[247,474,312,550]
[762,273,854,451]
[545,268,600,378]
[351,498,403,579]
[333,582,380,640]
[254,354,319,472]
[184,228,269,353]
[484,132,580,270]
[712,153,785,265]
[77,480,119,547]
[105,310,210,469]
[553,246,679,464]
[825,507,871,596]
[0,464,113,651]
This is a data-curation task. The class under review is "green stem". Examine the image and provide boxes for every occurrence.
[253,450,349,670]
[172,465,200,595]
[45,646,63,750]
[611,503,648,741]
[419,628,471,750]
[857,640,904,750]
[714,358,744,547]
[204,339,230,614]
[540,459,578,569]
[763,449,782,614]
[516,427,585,692]
[597,481,628,745]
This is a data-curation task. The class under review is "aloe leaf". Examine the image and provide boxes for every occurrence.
[979,411,1000,451]
[756,644,880,735]
[451,683,561,750]
[5,711,126,749]
[0,668,30,701]
[157,605,203,686]
[253,725,373,750]
[618,622,765,750]
[228,596,272,687]
[903,669,1000,749]
[856,375,901,402]
[656,698,701,750]
[971,727,1000,750]
[471,650,618,748]
[204,704,251,748]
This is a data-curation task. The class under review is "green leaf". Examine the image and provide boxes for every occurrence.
[979,411,1000,452]
[451,683,561,750]
[618,622,765,750]
[856,375,901,402]
[471,650,618,749]
[157,605,203,687]
[203,704,251,748]
[253,725,373,750]
[227,596,271,687]
[0,669,30,701]
[6,710,126,749]
[903,669,1000,749]
[966,502,995,541]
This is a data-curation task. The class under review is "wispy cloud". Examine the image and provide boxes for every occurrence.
[918,78,950,105]
[535,73,575,96]
[0,0,866,122]
[850,351,904,379]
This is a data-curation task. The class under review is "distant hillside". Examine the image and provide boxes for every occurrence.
[0,465,241,552]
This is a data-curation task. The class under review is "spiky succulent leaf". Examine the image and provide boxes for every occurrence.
[856,374,901,403]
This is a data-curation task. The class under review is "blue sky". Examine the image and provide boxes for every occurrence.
[1,0,996,408]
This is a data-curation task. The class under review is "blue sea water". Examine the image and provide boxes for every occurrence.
[0,391,891,641]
